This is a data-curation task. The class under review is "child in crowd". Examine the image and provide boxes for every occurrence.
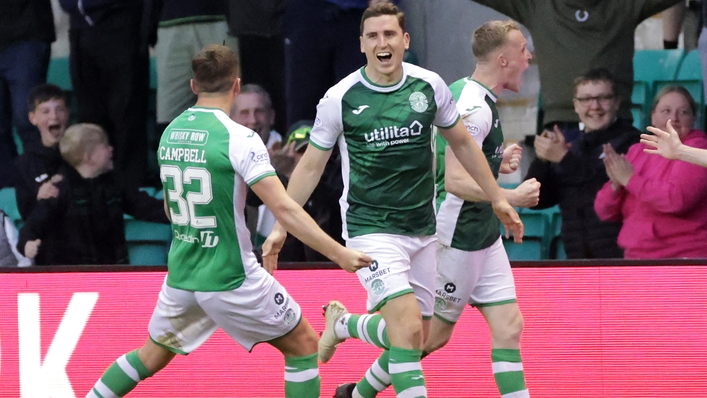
[17,123,168,265]
[13,83,70,219]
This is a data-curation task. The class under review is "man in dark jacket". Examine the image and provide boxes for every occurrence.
[13,84,69,220]
[525,68,640,258]
[0,0,56,189]
[18,123,168,265]
[59,0,157,187]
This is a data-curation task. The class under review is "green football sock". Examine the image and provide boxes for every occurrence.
[347,314,390,349]
[492,348,529,398]
[86,349,153,397]
[284,353,320,398]
[388,346,426,397]
[353,350,391,398]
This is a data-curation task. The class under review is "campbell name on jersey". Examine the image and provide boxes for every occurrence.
[310,63,460,239]
[158,107,275,292]
[436,78,504,251]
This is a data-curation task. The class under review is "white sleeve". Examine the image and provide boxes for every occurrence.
[309,90,344,150]
[230,133,276,186]
[459,105,493,149]
[432,78,461,129]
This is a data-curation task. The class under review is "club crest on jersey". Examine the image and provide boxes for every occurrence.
[409,92,429,113]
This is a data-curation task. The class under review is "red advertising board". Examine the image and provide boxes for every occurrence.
[1,265,707,397]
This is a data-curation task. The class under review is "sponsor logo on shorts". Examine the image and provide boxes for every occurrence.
[371,279,385,295]
[274,296,292,320]
[364,266,391,283]
[436,286,462,304]
[369,260,379,272]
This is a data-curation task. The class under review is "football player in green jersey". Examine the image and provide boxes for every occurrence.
[263,4,523,398]
[333,19,537,398]
[424,21,536,398]
[86,44,371,398]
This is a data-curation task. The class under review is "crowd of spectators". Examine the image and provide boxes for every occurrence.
[1,0,707,266]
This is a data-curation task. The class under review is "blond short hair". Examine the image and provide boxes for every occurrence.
[472,20,521,62]
[60,123,109,167]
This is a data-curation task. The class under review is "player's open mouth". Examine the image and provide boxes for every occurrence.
[377,52,392,63]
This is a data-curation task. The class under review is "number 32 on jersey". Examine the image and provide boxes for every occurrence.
[160,165,216,229]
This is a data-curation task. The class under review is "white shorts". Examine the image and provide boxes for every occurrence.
[347,233,437,317]
[434,237,517,323]
[147,266,302,353]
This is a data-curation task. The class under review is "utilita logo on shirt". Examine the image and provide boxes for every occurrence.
[364,120,423,148]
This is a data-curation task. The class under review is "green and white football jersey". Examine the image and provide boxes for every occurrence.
[436,78,504,251]
[310,63,460,239]
[157,107,276,292]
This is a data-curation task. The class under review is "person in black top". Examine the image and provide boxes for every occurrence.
[525,68,641,259]
[18,123,168,265]
[0,0,56,189]
[13,84,70,220]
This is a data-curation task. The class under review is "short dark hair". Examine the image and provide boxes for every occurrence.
[573,68,617,97]
[191,44,240,94]
[27,84,66,112]
[360,2,406,35]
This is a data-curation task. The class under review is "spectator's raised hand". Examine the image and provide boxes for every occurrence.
[268,141,297,178]
[499,143,523,174]
[643,119,682,160]
[535,125,569,163]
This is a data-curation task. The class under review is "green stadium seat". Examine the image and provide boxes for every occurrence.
[127,243,168,266]
[652,50,705,130]
[139,187,157,197]
[124,218,171,265]
[632,49,686,128]
[501,206,557,260]
[46,57,72,91]
[0,188,22,229]
[503,238,543,261]
[632,107,645,131]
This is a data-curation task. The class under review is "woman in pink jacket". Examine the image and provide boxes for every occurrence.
[594,85,707,258]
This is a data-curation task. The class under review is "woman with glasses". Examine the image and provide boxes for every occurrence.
[594,85,707,259]
[524,68,642,259]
